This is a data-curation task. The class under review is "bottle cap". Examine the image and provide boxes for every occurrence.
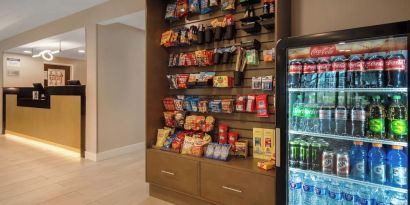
[297,95,303,99]
[353,141,364,145]
[372,143,383,148]
[373,96,381,100]
[392,145,403,150]
[393,95,401,100]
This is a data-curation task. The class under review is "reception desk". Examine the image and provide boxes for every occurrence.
[3,86,85,155]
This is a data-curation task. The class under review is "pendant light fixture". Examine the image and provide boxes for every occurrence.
[32,41,62,61]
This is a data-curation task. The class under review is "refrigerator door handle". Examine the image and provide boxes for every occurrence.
[276,128,280,167]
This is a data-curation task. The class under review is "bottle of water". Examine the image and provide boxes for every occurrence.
[312,177,327,205]
[342,183,355,205]
[373,189,389,205]
[302,174,314,205]
[327,182,343,205]
[389,191,408,205]
[289,171,302,205]
[356,187,372,205]
[303,94,319,132]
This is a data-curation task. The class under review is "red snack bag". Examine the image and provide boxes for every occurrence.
[206,50,214,66]
[235,95,247,112]
[228,131,239,153]
[176,74,189,89]
[256,94,269,117]
[164,111,176,127]
[246,94,256,112]
[163,97,176,111]
[171,132,186,153]
[218,123,228,144]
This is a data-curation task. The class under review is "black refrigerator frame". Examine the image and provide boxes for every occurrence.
[275,21,410,205]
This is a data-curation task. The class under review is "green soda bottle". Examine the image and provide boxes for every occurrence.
[367,96,386,139]
[387,95,408,142]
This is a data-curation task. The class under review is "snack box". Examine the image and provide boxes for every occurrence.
[263,128,275,161]
[213,76,232,87]
[252,128,264,159]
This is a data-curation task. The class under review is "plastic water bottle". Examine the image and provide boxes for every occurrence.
[302,174,314,205]
[368,143,387,184]
[389,191,408,205]
[303,94,319,133]
[327,182,343,205]
[289,172,302,205]
[342,183,355,205]
[350,141,367,181]
[356,187,372,205]
[312,177,327,205]
[387,145,408,188]
[373,189,389,205]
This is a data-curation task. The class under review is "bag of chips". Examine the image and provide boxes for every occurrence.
[184,96,193,111]
[189,0,201,14]
[203,116,216,132]
[176,0,189,17]
[184,115,194,130]
[174,97,185,111]
[161,30,173,47]
[174,111,186,128]
[179,28,190,46]
[221,0,236,11]
[228,131,239,154]
[205,143,216,158]
[181,136,195,155]
[218,123,228,144]
[162,133,177,150]
[235,95,247,112]
[198,100,209,113]
[165,2,178,21]
[164,111,176,127]
[190,97,200,112]
[201,0,213,14]
[192,115,205,131]
[209,100,222,113]
[191,137,206,157]
[171,132,186,153]
[167,75,178,89]
[246,94,256,112]
[163,97,176,111]
[155,129,171,148]
[221,99,234,113]
[256,94,269,117]
[176,74,189,89]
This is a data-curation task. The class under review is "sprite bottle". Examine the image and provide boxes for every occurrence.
[367,96,386,139]
[387,95,408,142]
[291,95,304,131]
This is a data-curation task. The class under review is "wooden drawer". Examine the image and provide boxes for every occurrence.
[201,163,275,205]
[146,150,200,196]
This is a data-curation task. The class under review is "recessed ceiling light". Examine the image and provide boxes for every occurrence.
[23,50,32,54]
[78,50,85,53]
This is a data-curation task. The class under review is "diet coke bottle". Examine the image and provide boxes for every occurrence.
[385,51,407,88]
[365,53,385,88]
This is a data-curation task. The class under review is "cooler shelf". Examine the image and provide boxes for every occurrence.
[288,88,408,93]
[289,130,408,147]
[289,167,408,194]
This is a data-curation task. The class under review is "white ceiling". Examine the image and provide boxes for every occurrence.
[99,11,146,30]
[0,0,108,42]
[7,28,86,60]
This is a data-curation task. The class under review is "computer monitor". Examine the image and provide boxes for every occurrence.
[67,80,81,86]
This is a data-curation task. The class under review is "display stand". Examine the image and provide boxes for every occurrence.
[146,1,290,204]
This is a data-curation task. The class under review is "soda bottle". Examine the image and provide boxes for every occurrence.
[299,140,311,170]
[289,138,300,168]
[367,96,386,139]
[346,54,365,88]
[351,96,366,137]
[289,171,303,205]
[364,53,385,88]
[288,59,303,88]
[302,58,318,88]
[387,145,408,188]
[389,191,408,205]
[303,94,319,132]
[302,174,314,205]
[290,95,304,131]
[317,57,331,88]
[335,93,348,135]
[319,95,335,134]
[356,187,372,205]
[327,182,343,205]
[373,189,389,205]
[387,95,408,142]
[312,178,327,205]
[336,149,350,177]
[310,141,324,171]
[341,183,355,205]
[368,143,387,184]
[386,51,407,88]
[332,55,348,88]
[350,141,367,181]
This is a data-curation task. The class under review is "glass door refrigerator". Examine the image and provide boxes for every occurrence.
[275,21,410,205]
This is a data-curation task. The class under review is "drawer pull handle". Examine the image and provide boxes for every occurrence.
[161,170,175,176]
[222,186,242,193]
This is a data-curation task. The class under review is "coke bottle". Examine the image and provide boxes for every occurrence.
[288,59,303,88]
[347,54,365,88]
[364,53,385,88]
[332,56,347,88]
[301,58,318,88]
[317,57,331,88]
[386,51,407,88]
[367,95,386,139]
[335,93,348,135]
[351,96,366,137]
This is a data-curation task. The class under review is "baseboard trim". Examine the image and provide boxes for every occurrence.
[85,142,145,162]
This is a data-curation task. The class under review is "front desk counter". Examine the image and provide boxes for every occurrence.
[3,86,85,155]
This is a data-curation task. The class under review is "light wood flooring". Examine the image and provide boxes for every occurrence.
[0,136,173,205]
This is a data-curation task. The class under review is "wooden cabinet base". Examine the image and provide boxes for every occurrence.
[150,185,216,205]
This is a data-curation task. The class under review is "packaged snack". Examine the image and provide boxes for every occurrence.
[218,144,231,161]
[209,100,222,113]
[165,2,178,21]
[257,160,274,171]
[176,0,189,17]
[184,96,193,111]
[172,132,186,153]
[263,128,275,160]
[161,30,173,47]
[256,94,269,117]
[205,50,214,66]
[246,49,259,65]
[221,99,234,113]
[190,97,200,112]
[187,73,198,87]
[162,133,177,150]
[167,75,178,89]
[155,129,171,148]
[228,131,239,149]
[221,0,236,11]
[198,100,209,113]
[176,74,189,89]
[163,97,176,111]
[181,136,195,155]
[205,143,217,158]
[198,72,215,86]
[203,116,216,132]
[163,126,175,134]
[235,95,247,112]
[213,144,223,159]
[263,49,273,62]
[253,128,264,159]
[174,111,186,128]
[164,111,176,127]
[235,140,248,158]
[246,94,256,112]
[210,0,219,6]
[252,76,262,89]
[184,115,194,130]
[189,0,201,14]
[203,133,212,144]
[191,137,206,157]
[192,115,205,131]
[174,97,185,111]
[201,0,213,14]
[179,28,190,46]
[213,76,231,87]
[218,123,228,144]
[170,30,180,47]
[188,25,199,44]
[185,52,197,66]
[262,76,273,91]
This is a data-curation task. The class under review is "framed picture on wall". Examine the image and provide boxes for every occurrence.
[47,69,66,86]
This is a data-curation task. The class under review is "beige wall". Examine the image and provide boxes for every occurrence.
[3,53,86,87]
[291,0,410,36]
[0,0,146,156]
[97,23,145,152]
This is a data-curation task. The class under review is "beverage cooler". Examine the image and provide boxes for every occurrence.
[275,21,410,205]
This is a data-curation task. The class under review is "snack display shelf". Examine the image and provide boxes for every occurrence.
[288,88,408,93]
[289,167,408,194]
[289,130,408,147]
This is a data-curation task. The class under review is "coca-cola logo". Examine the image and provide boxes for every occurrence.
[289,64,302,74]
[310,45,337,57]
[348,61,365,72]
[317,63,332,72]
[303,64,317,73]
[366,59,384,71]
[385,59,406,71]
[332,62,347,72]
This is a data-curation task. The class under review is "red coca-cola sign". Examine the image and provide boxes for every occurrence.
[310,45,337,58]
[366,59,384,71]
[303,64,317,74]
[289,64,303,74]
[317,63,332,73]
[385,59,406,71]
[332,61,347,72]
[348,61,365,72]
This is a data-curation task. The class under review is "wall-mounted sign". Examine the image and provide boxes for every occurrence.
[47,69,65,86]
[7,69,20,76]
[6,57,21,67]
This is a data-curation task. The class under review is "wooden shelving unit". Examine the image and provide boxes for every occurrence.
[146,1,289,204]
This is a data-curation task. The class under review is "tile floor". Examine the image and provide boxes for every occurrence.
[0,136,173,205]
